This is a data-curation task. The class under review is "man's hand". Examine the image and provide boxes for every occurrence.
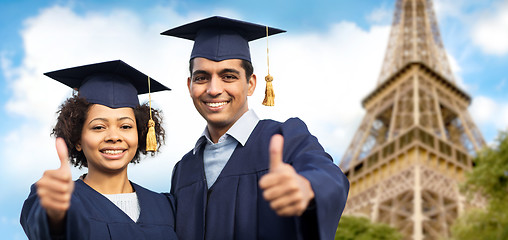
[259,134,315,216]
[36,137,74,226]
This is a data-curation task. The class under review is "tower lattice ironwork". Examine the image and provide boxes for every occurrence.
[339,0,485,239]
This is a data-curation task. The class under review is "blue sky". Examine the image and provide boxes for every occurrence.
[1,0,508,238]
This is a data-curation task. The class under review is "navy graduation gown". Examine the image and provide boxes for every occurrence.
[171,118,349,240]
[20,179,177,240]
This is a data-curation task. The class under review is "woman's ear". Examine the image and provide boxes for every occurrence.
[76,142,82,151]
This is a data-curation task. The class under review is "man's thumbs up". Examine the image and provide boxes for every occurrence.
[269,134,284,171]
[36,137,75,227]
[259,134,315,217]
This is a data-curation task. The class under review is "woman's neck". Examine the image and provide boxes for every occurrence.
[83,169,133,194]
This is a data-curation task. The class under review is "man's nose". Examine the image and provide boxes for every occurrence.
[206,76,224,96]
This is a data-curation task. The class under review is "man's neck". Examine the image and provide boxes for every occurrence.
[207,126,229,144]
[207,109,249,143]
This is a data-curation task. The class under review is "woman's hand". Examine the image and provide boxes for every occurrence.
[36,137,74,231]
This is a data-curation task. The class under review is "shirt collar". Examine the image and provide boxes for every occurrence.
[193,109,260,154]
[228,109,259,146]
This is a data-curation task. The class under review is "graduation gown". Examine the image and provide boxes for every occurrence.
[20,179,177,240]
[171,118,349,240]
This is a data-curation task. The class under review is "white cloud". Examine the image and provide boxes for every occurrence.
[447,52,461,75]
[470,95,508,131]
[445,52,471,90]
[0,5,390,192]
[471,1,508,55]
[470,96,496,125]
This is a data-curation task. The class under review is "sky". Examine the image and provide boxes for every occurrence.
[1,0,508,238]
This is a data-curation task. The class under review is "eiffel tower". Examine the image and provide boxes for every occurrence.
[339,0,485,239]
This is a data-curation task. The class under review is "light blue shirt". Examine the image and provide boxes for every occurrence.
[193,109,260,188]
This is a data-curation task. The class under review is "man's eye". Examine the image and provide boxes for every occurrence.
[223,75,237,81]
[193,76,207,82]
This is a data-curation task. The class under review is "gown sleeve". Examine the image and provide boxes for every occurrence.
[20,183,91,240]
[20,184,56,240]
[281,118,350,240]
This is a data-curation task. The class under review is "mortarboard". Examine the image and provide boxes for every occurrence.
[160,16,285,62]
[45,60,170,151]
[44,60,170,109]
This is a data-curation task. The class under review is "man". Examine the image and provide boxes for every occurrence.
[162,16,349,240]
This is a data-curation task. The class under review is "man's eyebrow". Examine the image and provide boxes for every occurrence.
[191,70,209,76]
[219,68,240,75]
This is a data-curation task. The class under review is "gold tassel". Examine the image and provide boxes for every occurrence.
[262,74,274,106]
[146,119,157,151]
[262,26,275,106]
[146,76,157,152]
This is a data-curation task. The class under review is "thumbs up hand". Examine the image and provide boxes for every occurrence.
[36,138,74,225]
[259,134,315,217]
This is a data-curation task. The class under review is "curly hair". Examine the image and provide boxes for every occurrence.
[51,94,165,168]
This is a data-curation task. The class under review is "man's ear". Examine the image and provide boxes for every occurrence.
[187,77,192,93]
[248,74,256,96]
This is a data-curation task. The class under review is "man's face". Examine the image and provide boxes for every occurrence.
[187,57,256,134]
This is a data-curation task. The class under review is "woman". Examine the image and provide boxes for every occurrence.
[20,60,177,239]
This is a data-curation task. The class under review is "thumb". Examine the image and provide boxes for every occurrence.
[269,134,284,171]
[55,137,70,170]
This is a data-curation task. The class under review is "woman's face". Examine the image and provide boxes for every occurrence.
[77,104,138,174]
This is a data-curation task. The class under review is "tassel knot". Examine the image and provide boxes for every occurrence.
[262,74,275,106]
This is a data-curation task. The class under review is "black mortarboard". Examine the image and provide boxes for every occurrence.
[161,16,285,62]
[44,60,170,108]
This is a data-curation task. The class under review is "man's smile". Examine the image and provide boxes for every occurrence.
[205,101,230,108]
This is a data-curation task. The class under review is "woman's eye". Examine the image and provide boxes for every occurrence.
[121,125,133,130]
[92,126,105,130]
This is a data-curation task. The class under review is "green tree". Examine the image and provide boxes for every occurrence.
[450,131,508,240]
[335,215,403,240]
